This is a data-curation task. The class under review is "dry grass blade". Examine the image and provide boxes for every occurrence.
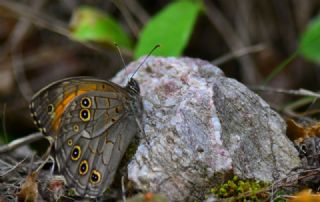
[0,132,43,154]
[0,0,69,37]
[251,86,320,99]
[0,155,28,177]
[204,0,261,84]
[0,0,129,58]
[212,44,267,66]
[112,0,139,38]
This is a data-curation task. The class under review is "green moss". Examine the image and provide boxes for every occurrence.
[273,190,290,202]
[66,188,77,197]
[210,175,269,201]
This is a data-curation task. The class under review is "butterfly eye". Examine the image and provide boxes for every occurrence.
[79,160,89,175]
[67,139,73,146]
[48,104,54,114]
[79,109,91,122]
[81,97,92,108]
[71,145,81,161]
[73,124,79,132]
[90,169,101,184]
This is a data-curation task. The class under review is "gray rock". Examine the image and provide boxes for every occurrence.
[112,57,300,202]
[212,77,301,181]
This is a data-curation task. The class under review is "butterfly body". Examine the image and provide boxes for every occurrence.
[30,77,142,197]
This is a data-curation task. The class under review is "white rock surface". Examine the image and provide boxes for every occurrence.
[112,57,300,202]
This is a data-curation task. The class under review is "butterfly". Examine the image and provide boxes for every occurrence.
[29,77,143,198]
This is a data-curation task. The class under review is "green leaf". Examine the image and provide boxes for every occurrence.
[134,0,202,58]
[69,6,132,49]
[299,15,320,63]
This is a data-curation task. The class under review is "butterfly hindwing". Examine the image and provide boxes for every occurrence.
[86,114,138,196]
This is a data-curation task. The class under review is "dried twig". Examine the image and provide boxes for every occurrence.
[124,0,149,24]
[121,176,127,202]
[35,138,53,173]
[0,0,131,58]
[0,155,29,177]
[7,0,48,101]
[1,103,8,143]
[0,132,43,154]
[269,167,320,201]
[11,50,34,101]
[252,86,320,118]
[112,0,139,38]
[204,0,261,84]
[0,0,42,61]
[212,44,266,66]
[0,0,69,37]
[251,86,320,99]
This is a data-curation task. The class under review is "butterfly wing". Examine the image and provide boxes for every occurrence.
[55,90,141,197]
[30,77,142,197]
[30,77,131,137]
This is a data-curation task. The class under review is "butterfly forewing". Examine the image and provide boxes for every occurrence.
[30,77,143,198]
[30,77,130,136]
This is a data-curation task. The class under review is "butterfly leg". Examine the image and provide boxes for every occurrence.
[35,136,54,172]
[134,116,151,146]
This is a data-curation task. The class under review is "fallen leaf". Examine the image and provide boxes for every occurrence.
[289,190,320,202]
[16,172,39,202]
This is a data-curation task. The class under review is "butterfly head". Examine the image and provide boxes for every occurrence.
[126,78,140,95]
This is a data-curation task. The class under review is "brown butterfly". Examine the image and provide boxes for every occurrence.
[30,77,143,197]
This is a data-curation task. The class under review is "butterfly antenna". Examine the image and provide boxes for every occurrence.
[114,43,130,83]
[130,44,160,79]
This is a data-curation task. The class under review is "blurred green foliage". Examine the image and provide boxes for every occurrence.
[69,6,133,49]
[299,15,320,63]
[134,0,202,58]
[69,0,201,58]
[264,14,320,85]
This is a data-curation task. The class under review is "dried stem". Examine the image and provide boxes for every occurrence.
[0,132,43,154]
[212,44,266,66]
[251,86,320,99]
[124,0,149,24]
[204,0,261,84]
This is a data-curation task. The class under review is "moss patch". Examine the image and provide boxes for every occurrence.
[210,175,269,201]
